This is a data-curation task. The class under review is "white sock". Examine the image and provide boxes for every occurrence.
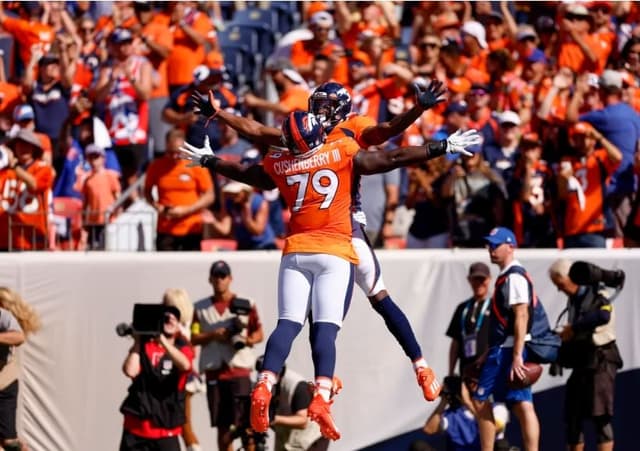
[315,376,333,402]
[258,371,278,391]
[413,358,428,371]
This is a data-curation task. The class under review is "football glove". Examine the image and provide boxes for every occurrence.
[446,129,482,157]
[178,136,216,167]
[413,79,447,111]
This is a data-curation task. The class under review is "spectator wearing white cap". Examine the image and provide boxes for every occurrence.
[208,181,277,251]
[461,21,489,73]
[567,68,640,238]
[77,144,121,250]
[482,110,521,189]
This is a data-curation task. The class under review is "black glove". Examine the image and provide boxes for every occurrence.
[191,91,217,118]
[413,79,446,111]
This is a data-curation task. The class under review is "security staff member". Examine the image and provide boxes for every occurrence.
[548,259,624,451]
[446,262,492,384]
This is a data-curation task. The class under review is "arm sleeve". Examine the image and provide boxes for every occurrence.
[508,273,531,307]
[0,308,22,332]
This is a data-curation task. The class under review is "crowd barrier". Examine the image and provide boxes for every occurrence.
[1,249,638,451]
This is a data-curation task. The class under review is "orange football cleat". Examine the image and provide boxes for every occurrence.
[250,381,272,433]
[308,394,341,440]
[417,367,442,401]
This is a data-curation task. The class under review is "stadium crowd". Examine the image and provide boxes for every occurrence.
[1,1,640,251]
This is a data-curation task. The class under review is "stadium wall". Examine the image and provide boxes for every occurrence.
[1,249,638,451]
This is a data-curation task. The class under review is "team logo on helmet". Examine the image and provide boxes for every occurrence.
[308,82,352,132]
[282,111,325,157]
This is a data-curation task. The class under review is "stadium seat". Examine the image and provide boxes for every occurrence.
[269,2,299,35]
[232,7,279,36]
[52,197,83,250]
[201,239,238,251]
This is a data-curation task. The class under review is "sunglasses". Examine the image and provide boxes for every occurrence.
[81,27,94,33]
[469,89,487,96]
[211,273,229,279]
[593,6,610,13]
[565,14,587,21]
[164,313,176,323]
[419,42,439,49]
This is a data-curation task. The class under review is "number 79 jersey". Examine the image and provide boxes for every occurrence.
[262,138,360,264]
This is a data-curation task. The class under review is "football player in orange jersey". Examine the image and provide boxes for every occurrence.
[191,81,460,402]
[180,111,482,441]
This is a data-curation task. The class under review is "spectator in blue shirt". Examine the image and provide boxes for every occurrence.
[567,69,640,238]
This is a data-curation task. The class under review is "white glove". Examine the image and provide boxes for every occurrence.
[178,135,215,167]
[446,129,483,157]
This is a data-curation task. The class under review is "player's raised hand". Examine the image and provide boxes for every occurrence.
[446,129,482,157]
[178,136,215,167]
[413,79,447,111]
[191,90,219,118]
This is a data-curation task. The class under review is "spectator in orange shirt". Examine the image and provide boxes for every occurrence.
[467,83,492,131]
[556,122,622,248]
[132,1,174,155]
[0,54,20,119]
[461,20,489,74]
[590,1,617,52]
[478,7,515,52]
[78,144,121,250]
[0,2,54,76]
[290,11,347,85]
[144,128,214,251]
[0,129,54,251]
[244,60,309,126]
[557,4,601,74]
[167,2,214,94]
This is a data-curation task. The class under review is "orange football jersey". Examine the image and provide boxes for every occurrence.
[0,162,54,250]
[262,138,360,263]
[325,114,376,148]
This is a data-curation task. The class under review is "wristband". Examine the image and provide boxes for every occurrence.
[425,140,447,159]
[200,154,219,169]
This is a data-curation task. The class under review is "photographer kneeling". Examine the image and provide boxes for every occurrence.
[548,260,624,451]
[119,305,194,451]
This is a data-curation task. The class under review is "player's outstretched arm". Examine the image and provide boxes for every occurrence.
[360,80,447,146]
[179,137,277,191]
[192,91,283,149]
[354,129,481,175]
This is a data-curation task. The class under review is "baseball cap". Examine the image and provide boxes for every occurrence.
[210,260,231,277]
[599,69,623,89]
[222,181,253,194]
[38,52,60,66]
[448,77,472,94]
[521,132,541,146]
[444,101,469,116]
[13,104,34,122]
[109,27,133,44]
[525,48,547,64]
[8,128,43,152]
[468,262,491,279]
[569,121,594,138]
[484,227,517,247]
[566,3,590,16]
[516,24,538,42]
[309,11,334,28]
[461,21,488,49]
[499,110,522,126]
[85,144,106,156]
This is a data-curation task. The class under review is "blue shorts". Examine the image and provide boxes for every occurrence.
[473,345,532,404]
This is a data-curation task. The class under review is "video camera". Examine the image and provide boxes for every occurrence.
[116,304,179,337]
[569,261,625,289]
[228,298,252,350]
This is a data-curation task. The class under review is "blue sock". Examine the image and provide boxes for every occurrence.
[262,319,302,374]
[310,322,340,378]
[372,295,422,360]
